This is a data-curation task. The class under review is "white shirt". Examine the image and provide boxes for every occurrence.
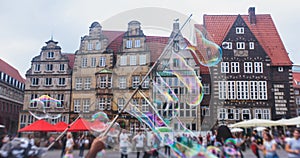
[120,133,129,147]
[134,134,145,148]
[66,138,74,149]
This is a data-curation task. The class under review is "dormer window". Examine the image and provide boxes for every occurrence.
[236,42,245,49]
[249,42,254,50]
[134,40,141,48]
[236,27,244,34]
[126,40,132,48]
[47,52,54,58]
[278,67,284,72]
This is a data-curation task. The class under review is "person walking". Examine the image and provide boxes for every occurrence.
[258,133,278,158]
[133,131,146,158]
[119,129,130,158]
[64,132,74,158]
[78,134,86,158]
[163,133,171,157]
[285,128,300,158]
[251,130,263,158]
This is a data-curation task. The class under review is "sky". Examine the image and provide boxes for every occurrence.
[0,0,299,78]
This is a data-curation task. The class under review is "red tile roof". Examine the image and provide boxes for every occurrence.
[63,53,75,69]
[0,58,25,83]
[103,30,125,52]
[199,13,292,66]
[293,72,300,88]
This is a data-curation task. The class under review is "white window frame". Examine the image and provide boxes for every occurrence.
[58,78,65,86]
[75,78,82,90]
[99,57,106,67]
[203,84,210,95]
[218,108,227,120]
[135,40,141,48]
[254,62,263,73]
[237,81,249,100]
[57,94,64,108]
[59,64,65,71]
[236,42,245,49]
[132,76,140,89]
[91,57,96,67]
[250,81,258,100]
[34,64,40,72]
[88,42,93,50]
[120,56,127,66]
[236,27,244,34]
[119,76,126,89]
[262,109,270,119]
[242,109,251,120]
[126,40,132,48]
[30,94,38,108]
[249,42,254,50]
[258,81,267,100]
[47,52,54,58]
[244,62,253,73]
[254,109,263,119]
[45,78,52,86]
[231,62,240,73]
[74,99,81,113]
[83,99,90,113]
[46,64,53,71]
[118,98,125,111]
[142,76,150,88]
[228,81,236,99]
[81,57,88,68]
[201,106,210,116]
[95,42,101,50]
[130,55,137,66]
[221,62,229,73]
[139,55,146,65]
[141,99,149,112]
[278,67,284,72]
[31,78,39,86]
[84,78,91,90]
[98,98,106,110]
[100,76,106,88]
[218,81,227,99]
[296,97,300,105]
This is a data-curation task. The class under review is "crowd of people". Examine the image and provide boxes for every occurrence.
[0,126,300,158]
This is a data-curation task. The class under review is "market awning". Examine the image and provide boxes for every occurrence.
[18,119,57,132]
[53,121,68,132]
[68,118,90,132]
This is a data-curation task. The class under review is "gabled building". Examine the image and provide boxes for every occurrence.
[0,59,25,135]
[20,39,74,128]
[197,7,294,125]
[293,71,300,116]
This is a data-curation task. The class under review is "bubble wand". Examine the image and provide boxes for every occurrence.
[101,14,193,137]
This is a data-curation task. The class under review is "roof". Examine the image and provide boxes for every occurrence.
[103,30,124,52]
[0,58,25,83]
[200,12,292,66]
[63,53,75,69]
[18,119,56,132]
[293,72,300,88]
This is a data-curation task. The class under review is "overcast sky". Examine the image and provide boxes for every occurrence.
[1,0,299,78]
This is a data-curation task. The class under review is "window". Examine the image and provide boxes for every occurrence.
[91,57,96,67]
[228,81,236,99]
[236,42,245,49]
[84,78,91,89]
[28,115,34,124]
[254,62,263,73]
[75,78,82,90]
[295,90,299,95]
[139,55,146,65]
[222,42,232,49]
[218,81,227,99]
[141,99,149,112]
[58,78,65,85]
[236,27,244,34]
[81,58,87,68]
[83,99,90,113]
[258,81,267,100]
[107,98,112,110]
[244,62,253,73]
[46,64,53,71]
[142,76,150,88]
[242,109,251,120]
[237,81,249,99]
[74,99,80,113]
[218,108,227,120]
[228,109,240,120]
[47,52,54,58]
[132,76,140,89]
[98,98,106,110]
[201,106,210,116]
[100,76,106,88]
[31,78,39,85]
[34,64,40,71]
[126,40,132,48]
[45,78,52,86]
[120,56,127,66]
[88,42,93,50]
[203,84,210,95]
[107,76,112,88]
[118,98,125,111]
[30,94,38,108]
[130,56,137,65]
[20,114,27,128]
[250,81,258,100]
[95,42,101,50]
[249,42,254,49]
[173,58,179,67]
[231,62,239,73]
[221,62,229,73]
[57,94,64,108]
[135,40,141,48]
[278,67,284,72]
[262,109,270,119]
[59,64,64,71]
[119,76,126,89]
[296,97,300,105]
[99,57,106,67]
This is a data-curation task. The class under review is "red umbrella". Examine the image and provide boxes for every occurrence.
[53,121,68,132]
[68,118,90,132]
[19,119,57,132]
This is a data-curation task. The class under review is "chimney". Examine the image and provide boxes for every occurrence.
[248,7,256,25]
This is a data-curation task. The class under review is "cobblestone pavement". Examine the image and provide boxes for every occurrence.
[44,147,288,158]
